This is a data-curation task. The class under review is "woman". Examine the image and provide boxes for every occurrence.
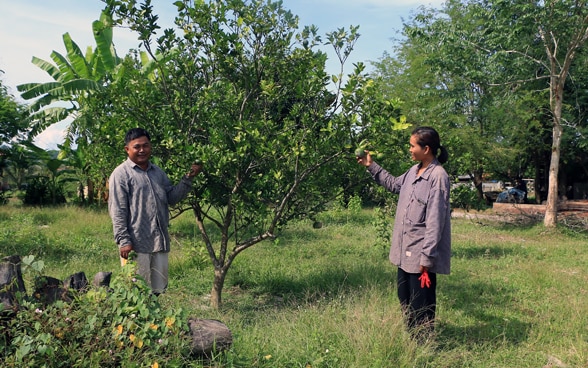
[357,126,451,339]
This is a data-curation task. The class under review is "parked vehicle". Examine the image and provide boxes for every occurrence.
[496,188,527,204]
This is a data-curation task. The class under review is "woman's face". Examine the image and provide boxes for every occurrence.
[409,134,429,162]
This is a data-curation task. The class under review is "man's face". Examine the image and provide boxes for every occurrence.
[125,136,152,169]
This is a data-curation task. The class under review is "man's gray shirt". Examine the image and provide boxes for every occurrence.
[108,158,193,253]
[367,159,451,274]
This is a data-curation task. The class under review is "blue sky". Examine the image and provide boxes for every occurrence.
[0,0,443,149]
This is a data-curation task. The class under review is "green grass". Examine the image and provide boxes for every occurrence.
[1,203,587,367]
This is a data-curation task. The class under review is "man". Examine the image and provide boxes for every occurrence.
[108,128,202,294]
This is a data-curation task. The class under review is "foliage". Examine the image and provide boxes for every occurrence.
[0,76,28,146]
[1,256,191,367]
[374,0,579,207]
[13,11,128,206]
[1,144,35,192]
[93,0,405,308]
[0,190,8,205]
[18,143,78,206]
[375,0,588,225]
[450,183,486,211]
[370,201,395,254]
[16,12,121,142]
[0,76,29,203]
[21,176,66,206]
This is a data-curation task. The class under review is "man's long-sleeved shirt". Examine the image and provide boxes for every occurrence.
[367,159,451,274]
[108,158,193,253]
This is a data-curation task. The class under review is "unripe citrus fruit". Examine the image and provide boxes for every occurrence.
[355,149,367,158]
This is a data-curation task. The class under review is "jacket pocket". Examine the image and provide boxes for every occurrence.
[407,195,427,224]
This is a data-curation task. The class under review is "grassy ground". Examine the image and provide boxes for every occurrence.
[1,203,587,367]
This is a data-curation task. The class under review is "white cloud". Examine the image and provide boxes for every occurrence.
[33,121,69,151]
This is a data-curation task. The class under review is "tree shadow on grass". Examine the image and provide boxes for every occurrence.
[219,245,530,347]
[451,245,528,260]
[436,269,531,349]
[224,261,393,314]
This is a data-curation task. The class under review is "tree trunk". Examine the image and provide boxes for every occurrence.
[533,158,543,204]
[78,182,85,204]
[544,81,564,227]
[544,123,562,227]
[87,178,95,205]
[473,169,484,200]
[210,268,227,309]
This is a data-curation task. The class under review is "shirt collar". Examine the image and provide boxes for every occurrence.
[124,157,152,171]
[413,158,440,181]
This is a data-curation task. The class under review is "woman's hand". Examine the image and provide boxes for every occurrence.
[356,150,373,167]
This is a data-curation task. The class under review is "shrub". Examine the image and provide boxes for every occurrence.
[451,184,486,211]
[0,190,9,205]
[22,177,66,206]
[1,257,191,367]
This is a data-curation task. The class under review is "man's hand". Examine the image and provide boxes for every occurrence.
[120,244,133,259]
[187,162,203,177]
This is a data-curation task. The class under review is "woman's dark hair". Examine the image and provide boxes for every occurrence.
[411,126,448,164]
[124,128,151,145]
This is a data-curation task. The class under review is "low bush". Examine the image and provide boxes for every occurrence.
[1,256,192,367]
[450,184,486,211]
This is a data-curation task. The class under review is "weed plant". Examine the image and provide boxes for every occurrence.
[1,203,587,367]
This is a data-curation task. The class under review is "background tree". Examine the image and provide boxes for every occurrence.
[0,74,28,146]
[1,144,38,191]
[16,13,123,204]
[17,12,120,140]
[0,74,29,196]
[373,0,588,221]
[98,0,403,308]
[479,0,588,226]
[370,5,518,201]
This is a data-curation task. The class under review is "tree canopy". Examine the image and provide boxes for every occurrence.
[372,0,588,222]
[83,0,404,307]
[0,75,28,146]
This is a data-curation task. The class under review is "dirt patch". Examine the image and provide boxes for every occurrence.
[452,201,588,228]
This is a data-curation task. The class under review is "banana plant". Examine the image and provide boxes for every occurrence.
[16,12,121,144]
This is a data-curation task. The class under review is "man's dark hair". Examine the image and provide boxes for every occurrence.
[124,128,151,145]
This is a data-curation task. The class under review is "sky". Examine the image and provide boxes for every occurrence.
[0,0,443,149]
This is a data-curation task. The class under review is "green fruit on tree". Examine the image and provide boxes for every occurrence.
[194,159,203,165]
[355,148,367,158]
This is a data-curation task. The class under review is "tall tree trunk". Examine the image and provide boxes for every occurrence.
[544,123,562,227]
[544,80,564,228]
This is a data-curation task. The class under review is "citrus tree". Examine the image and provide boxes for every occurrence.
[96,0,404,308]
